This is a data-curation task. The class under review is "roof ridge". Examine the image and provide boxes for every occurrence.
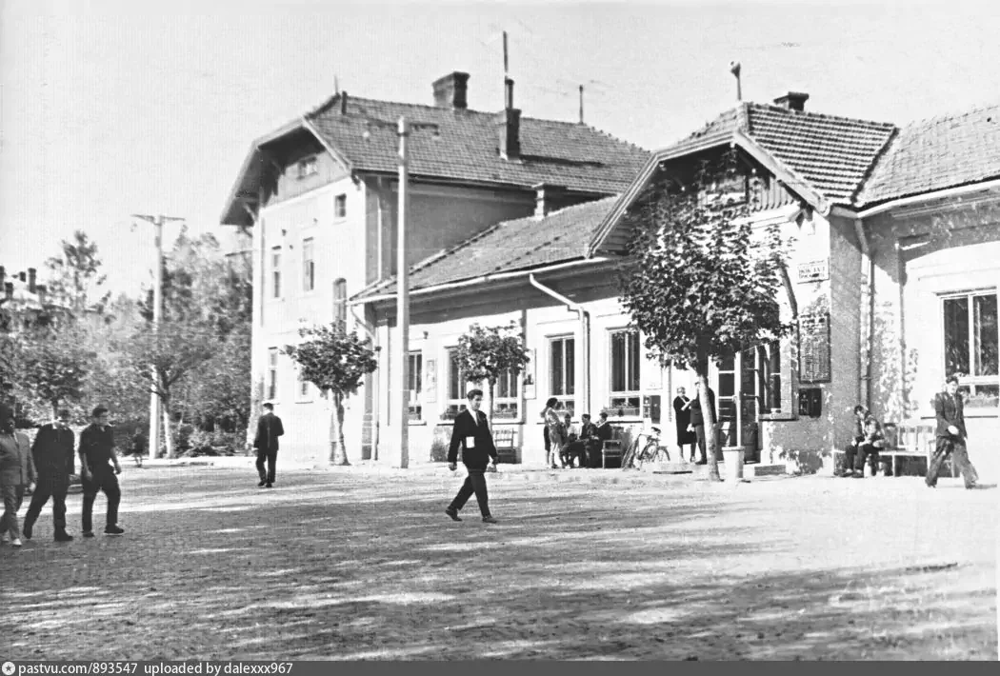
[849,126,900,205]
[898,99,1000,129]
[748,101,896,129]
[575,123,650,154]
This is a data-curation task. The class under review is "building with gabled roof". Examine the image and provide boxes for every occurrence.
[350,92,999,480]
[220,71,649,465]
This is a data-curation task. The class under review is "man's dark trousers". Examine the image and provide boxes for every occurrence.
[693,425,707,462]
[256,448,277,484]
[82,468,120,533]
[23,475,69,535]
[927,437,978,488]
[449,469,490,517]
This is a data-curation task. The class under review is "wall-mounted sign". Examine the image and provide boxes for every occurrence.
[797,259,829,283]
[798,311,831,383]
[423,359,437,403]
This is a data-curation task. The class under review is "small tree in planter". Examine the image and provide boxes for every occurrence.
[617,150,792,481]
[454,323,531,426]
[284,325,378,466]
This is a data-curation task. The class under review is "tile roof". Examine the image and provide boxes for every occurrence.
[855,102,1000,207]
[305,95,650,195]
[354,196,618,300]
[659,102,897,206]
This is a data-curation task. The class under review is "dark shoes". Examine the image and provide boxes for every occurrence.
[482,515,498,524]
[22,522,32,540]
[445,507,462,522]
[82,531,95,538]
[104,525,125,536]
[257,479,267,487]
[265,483,273,488]
[54,532,74,542]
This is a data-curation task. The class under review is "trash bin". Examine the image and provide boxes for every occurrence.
[722,446,745,483]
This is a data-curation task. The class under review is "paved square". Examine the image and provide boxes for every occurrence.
[1,466,996,660]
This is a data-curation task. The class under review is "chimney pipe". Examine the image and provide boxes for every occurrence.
[432,72,470,110]
[533,183,565,219]
[27,268,36,293]
[340,91,349,115]
[774,91,809,111]
[36,284,47,304]
[0,266,5,290]
[504,77,514,110]
[18,272,25,283]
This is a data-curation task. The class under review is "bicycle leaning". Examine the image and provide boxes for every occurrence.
[621,426,671,470]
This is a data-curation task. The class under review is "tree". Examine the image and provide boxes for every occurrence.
[284,326,379,466]
[175,323,251,433]
[18,326,92,419]
[454,323,531,425]
[45,230,111,316]
[118,322,218,457]
[617,151,792,481]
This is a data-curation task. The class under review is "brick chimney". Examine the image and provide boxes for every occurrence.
[4,283,12,302]
[432,72,470,110]
[0,267,5,291]
[774,92,809,111]
[27,267,36,293]
[497,77,521,160]
[533,183,565,219]
[36,284,47,305]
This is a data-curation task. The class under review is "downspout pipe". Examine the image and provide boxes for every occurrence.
[854,219,874,413]
[529,274,590,417]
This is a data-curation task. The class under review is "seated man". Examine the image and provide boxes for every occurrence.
[854,415,886,478]
[562,414,597,469]
[559,413,578,468]
[839,405,869,477]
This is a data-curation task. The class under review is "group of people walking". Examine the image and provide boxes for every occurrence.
[0,406,126,548]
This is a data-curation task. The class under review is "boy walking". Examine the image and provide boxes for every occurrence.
[927,375,979,489]
[445,389,499,524]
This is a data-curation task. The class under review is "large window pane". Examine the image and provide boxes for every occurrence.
[944,296,969,376]
[974,294,998,376]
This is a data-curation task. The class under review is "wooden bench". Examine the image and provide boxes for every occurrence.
[602,426,626,468]
[834,421,954,477]
[494,427,518,464]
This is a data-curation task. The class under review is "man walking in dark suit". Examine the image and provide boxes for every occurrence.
[445,389,499,524]
[927,375,979,489]
[23,409,76,542]
[687,380,716,465]
[254,402,284,488]
[79,406,125,537]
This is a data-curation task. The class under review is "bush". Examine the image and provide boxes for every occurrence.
[180,428,241,457]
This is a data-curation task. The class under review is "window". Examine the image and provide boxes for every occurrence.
[332,278,347,332]
[443,348,468,420]
[297,156,317,179]
[944,291,998,408]
[408,352,423,421]
[271,247,282,299]
[296,368,312,402]
[302,238,315,292]
[267,348,279,401]
[609,329,640,415]
[494,369,519,419]
[335,194,347,218]
[549,336,575,415]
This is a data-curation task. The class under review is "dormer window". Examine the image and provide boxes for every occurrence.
[297,156,318,179]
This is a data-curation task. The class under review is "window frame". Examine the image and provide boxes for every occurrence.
[334,194,347,219]
[548,335,576,417]
[493,368,520,420]
[267,348,279,402]
[302,237,315,293]
[297,155,318,179]
[608,328,641,416]
[271,247,282,300]
[407,351,423,421]
[442,347,469,421]
[942,289,998,409]
[332,278,347,332]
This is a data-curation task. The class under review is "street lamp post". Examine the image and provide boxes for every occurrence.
[395,116,410,469]
[132,213,184,459]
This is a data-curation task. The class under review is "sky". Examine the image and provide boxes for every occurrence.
[2,0,999,297]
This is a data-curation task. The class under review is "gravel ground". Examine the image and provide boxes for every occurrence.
[1,465,996,661]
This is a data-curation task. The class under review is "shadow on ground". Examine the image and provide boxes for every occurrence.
[1,468,995,661]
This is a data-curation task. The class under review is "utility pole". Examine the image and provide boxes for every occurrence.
[131,213,184,460]
[395,117,410,469]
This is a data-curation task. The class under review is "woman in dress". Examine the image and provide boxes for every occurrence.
[541,397,564,469]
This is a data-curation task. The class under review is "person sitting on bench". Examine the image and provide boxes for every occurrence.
[853,415,886,478]
[839,404,869,477]
[591,412,615,468]
[563,413,597,468]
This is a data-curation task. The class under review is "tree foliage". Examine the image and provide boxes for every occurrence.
[284,325,379,465]
[45,229,111,316]
[617,150,792,481]
[454,323,531,424]
[17,326,93,419]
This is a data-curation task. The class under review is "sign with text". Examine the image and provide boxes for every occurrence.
[797,259,829,283]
